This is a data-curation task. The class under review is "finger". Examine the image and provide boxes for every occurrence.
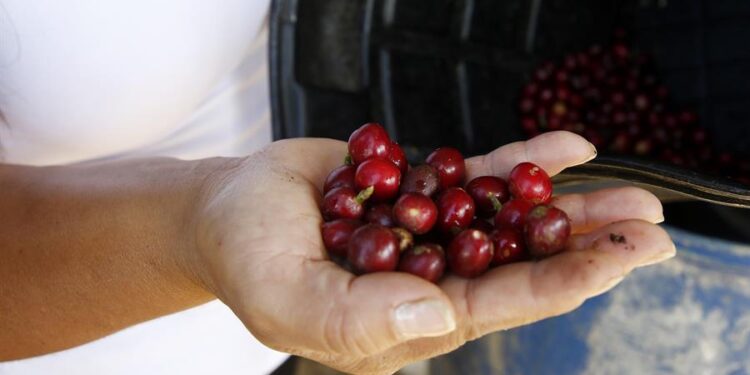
[465,131,596,180]
[461,220,674,336]
[566,219,676,267]
[369,220,675,365]
[311,270,456,356]
[445,221,674,338]
[552,187,665,234]
[265,138,348,187]
[245,260,458,365]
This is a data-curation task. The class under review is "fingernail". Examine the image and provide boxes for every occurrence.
[580,142,598,164]
[587,142,598,159]
[593,275,625,296]
[654,215,665,224]
[640,244,676,266]
[393,299,456,339]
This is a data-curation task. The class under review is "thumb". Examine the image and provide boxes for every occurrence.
[327,272,457,355]
[268,263,456,358]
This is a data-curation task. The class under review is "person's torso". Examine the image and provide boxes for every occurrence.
[0,0,274,165]
[0,1,287,374]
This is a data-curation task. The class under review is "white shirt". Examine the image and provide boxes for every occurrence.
[0,1,288,374]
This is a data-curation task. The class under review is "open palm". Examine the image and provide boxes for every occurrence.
[194,131,673,374]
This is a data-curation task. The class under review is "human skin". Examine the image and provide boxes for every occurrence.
[0,131,673,374]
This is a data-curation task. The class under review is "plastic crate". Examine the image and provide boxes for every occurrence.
[270,0,750,159]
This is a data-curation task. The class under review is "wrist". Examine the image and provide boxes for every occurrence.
[184,156,248,299]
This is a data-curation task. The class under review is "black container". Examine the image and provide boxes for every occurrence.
[270,0,750,156]
[268,0,750,239]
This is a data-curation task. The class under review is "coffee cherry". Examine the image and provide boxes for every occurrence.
[612,42,630,60]
[322,219,363,257]
[324,165,356,194]
[389,141,409,174]
[348,122,391,165]
[691,128,708,145]
[398,243,446,283]
[347,224,399,274]
[447,229,494,278]
[552,101,568,117]
[494,198,534,232]
[393,193,438,235]
[521,117,539,136]
[355,159,402,202]
[465,176,510,218]
[400,164,440,197]
[634,93,649,111]
[426,147,466,190]
[364,203,395,227]
[519,98,535,114]
[508,162,553,204]
[436,188,476,234]
[539,88,554,103]
[679,110,698,125]
[523,82,539,97]
[525,205,571,258]
[490,229,527,266]
[663,113,678,128]
[323,187,373,220]
[610,131,632,154]
[633,138,655,156]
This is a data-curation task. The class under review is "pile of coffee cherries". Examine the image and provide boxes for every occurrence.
[321,123,571,283]
[519,31,749,184]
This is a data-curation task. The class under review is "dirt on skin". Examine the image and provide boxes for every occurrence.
[610,233,627,244]
[610,233,636,251]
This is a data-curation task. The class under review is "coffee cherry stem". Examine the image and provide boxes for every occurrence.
[344,154,354,166]
[391,227,414,252]
[489,194,504,213]
[355,186,375,204]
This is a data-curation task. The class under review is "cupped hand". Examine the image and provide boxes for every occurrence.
[193,131,674,375]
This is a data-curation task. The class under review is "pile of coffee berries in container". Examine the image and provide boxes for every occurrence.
[321,123,572,283]
[518,30,749,185]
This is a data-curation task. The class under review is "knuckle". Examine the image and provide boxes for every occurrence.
[322,304,381,359]
[322,304,350,355]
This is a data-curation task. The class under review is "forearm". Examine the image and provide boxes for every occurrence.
[0,157,235,360]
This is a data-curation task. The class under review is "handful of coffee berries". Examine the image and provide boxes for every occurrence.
[321,123,572,283]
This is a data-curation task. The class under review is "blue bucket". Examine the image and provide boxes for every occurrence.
[432,225,750,374]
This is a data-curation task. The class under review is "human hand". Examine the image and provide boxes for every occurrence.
[192,131,674,374]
